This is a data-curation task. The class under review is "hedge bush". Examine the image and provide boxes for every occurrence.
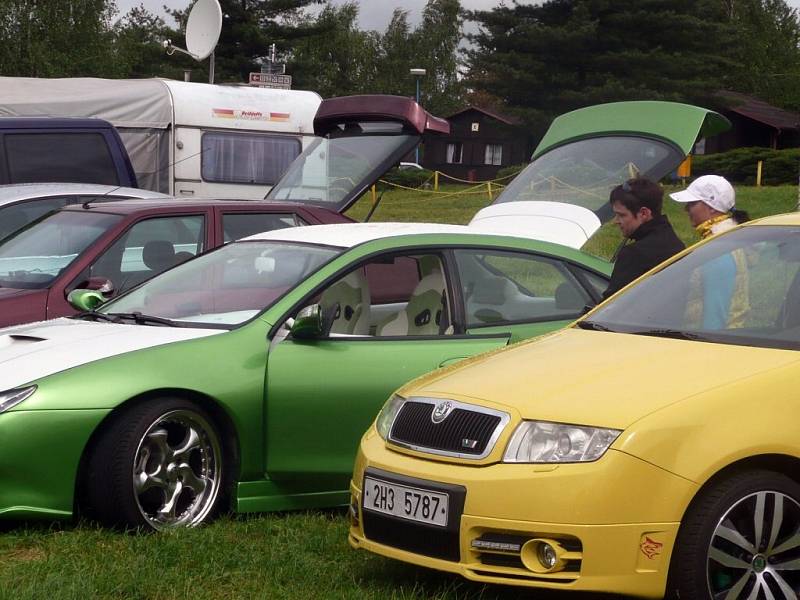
[692,147,800,185]
[378,166,435,189]
[496,164,528,182]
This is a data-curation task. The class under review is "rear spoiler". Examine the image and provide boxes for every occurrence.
[314,95,450,136]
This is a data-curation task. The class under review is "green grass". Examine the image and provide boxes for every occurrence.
[2,183,797,599]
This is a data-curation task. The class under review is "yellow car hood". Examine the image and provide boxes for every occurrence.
[414,328,800,430]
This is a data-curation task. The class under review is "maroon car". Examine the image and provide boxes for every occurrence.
[0,199,352,326]
[0,94,449,327]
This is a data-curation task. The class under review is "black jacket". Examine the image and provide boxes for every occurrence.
[602,215,685,299]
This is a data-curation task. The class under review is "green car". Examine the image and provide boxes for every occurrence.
[0,100,725,530]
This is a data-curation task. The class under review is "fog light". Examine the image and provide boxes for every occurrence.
[538,542,557,569]
[520,538,567,574]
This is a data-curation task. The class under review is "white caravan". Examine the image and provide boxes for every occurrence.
[0,77,322,198]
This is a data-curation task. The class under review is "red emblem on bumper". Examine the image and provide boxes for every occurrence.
[640,536,663,559]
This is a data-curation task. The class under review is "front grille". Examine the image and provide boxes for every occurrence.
[363,511,461,561]
[389,399,505,457]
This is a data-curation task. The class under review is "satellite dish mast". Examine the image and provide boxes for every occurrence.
[162,0,223,84]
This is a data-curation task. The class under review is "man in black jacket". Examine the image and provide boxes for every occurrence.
[602,177,685,299]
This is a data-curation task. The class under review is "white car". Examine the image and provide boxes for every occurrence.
[0,182,168,240]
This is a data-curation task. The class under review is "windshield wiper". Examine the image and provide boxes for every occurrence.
[105,312,181,327]
[576,320,616,332]
[630,328,709,342]
[72,311,123,324]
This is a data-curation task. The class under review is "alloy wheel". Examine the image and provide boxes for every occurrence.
[707,490,800,599]
[132,409,222,530]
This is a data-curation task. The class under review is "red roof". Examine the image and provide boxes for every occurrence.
[720,91,800,131]
[446,105,520,126]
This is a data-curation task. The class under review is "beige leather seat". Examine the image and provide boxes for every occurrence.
[319,270,370,335]
[377,267,448,336]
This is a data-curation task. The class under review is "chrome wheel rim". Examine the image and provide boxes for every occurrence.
[707,490,800,599]
[133,409,222,530]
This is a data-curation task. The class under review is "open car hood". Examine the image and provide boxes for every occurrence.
[266,95,449,214]
[469,101,731,249]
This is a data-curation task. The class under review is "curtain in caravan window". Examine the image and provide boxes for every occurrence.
[201,132,301,185]
[118,128,170,193]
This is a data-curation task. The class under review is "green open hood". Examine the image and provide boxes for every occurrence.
[533,101,731,160]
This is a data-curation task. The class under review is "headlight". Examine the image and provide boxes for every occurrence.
[0,386,36,414]
[503,420,621,463]
[375,394,405,440]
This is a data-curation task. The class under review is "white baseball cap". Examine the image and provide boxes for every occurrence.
[670,175,735,213]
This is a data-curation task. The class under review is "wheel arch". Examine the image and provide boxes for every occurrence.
[73,388,241,516]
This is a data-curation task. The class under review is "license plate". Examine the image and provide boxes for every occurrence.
[362,476,449,527]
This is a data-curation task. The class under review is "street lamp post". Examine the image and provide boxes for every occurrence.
[410,68,426,164]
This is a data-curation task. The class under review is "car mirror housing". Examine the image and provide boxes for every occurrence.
[290,304,324,339]
[67,289,108,312]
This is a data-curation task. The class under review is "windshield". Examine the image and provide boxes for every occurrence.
[0,210,121,289]
[266,121,420,211]
[495,136,683,219]
[585,226,800,350]
[101,241,341,327]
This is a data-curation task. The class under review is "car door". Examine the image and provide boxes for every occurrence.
[50,212,210,319]
[263,250,511,488]
[453,248,602,342]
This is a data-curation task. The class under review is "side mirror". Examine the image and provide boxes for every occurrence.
[290,304,324,339]
[73,277,115,296]
[290,302,339,339]
[67,289,107,312]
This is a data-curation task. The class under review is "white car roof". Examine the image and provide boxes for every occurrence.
[246,200,603,251]
[246,221,533,249]
[0,183,168,207]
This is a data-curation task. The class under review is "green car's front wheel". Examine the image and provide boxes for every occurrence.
[85,398,226,530]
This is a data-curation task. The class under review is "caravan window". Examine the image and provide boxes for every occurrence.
[201,132,301,186]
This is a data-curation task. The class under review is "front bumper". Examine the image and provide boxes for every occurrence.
[348,431,698,599]
[0,408,109,519]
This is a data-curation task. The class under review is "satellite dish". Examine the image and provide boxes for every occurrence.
[185,0,222,60]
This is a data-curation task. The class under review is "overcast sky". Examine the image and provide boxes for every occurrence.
[115,0,800,30]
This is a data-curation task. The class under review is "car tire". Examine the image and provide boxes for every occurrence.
[666,470,800,599]
[84,398,227,531]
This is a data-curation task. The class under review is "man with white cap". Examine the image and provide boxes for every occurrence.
[670,174,750,329]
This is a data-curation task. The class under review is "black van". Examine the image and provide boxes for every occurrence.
[0,117,138,187]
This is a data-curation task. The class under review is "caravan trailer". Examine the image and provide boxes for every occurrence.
[0,77,322,198]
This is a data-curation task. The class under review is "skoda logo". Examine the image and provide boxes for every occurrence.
[431,401,454,424]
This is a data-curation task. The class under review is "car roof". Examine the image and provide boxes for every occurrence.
[59,197,326,215]
[0,183,167,206]
[747,212,800,227]
[245,221,569,249]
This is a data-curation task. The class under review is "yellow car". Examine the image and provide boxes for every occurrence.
[349,212,800,599]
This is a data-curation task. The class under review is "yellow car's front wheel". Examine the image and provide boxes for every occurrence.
[668,470,800,599]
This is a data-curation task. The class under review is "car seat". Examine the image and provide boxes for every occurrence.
[319,270,370,335]
[377,267,448,336]
[555,281,586,311]
[142,240,177,273]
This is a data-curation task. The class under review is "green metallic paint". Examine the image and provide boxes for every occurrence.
[0,233,611,519]
[533,101,731,159]
[469,318,578,343]
[263,335,510,486]
[0,409,110,518]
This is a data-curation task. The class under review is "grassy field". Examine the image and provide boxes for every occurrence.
[1,183,797,600]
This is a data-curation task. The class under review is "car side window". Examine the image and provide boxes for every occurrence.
[83,215,205,295]
[310,253,453,337]
[454,249,590,327]
[222,212,305,243]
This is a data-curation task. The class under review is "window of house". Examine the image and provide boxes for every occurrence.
[485,144,503,166]
[446,142,463,164]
